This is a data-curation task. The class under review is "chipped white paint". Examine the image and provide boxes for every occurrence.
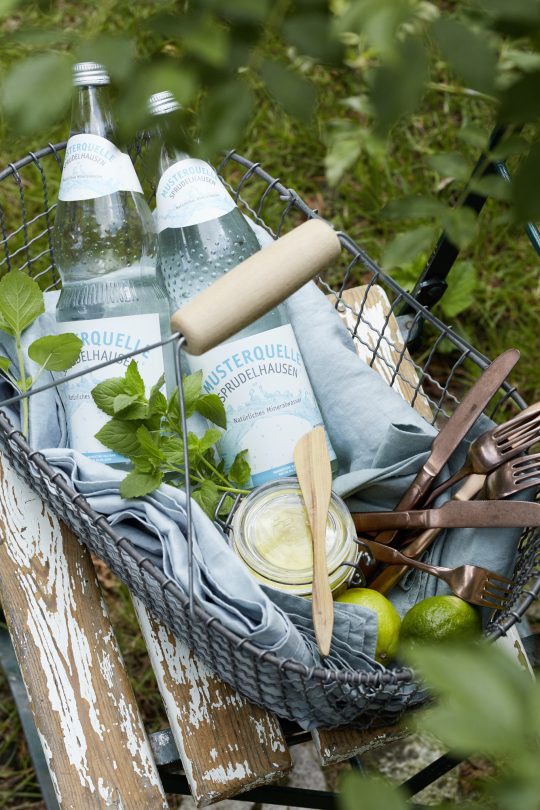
[251,716,287,753]
[202,762,251,784]
[0,455,168,808]
[494,625,534,677]
[133,597,291,806]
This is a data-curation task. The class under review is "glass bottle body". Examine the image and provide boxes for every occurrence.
[54,74,173,465]
[153,121,336,486]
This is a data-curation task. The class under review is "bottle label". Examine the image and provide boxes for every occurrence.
[190,324,333,487]
[56,313,164,464]
[156,158,235,231]
[58,133,143,201]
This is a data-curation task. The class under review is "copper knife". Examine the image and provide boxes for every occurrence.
[353,499,540,531]
[373,348,520,546]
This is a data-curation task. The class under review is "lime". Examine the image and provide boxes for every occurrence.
[335,587,401,664]
[400,595,482,648]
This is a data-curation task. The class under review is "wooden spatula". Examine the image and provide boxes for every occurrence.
[294,427,334,657]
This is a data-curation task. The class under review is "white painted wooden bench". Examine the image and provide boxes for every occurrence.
[0,284,532,809]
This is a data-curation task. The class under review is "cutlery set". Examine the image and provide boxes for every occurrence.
[295,348,540,654]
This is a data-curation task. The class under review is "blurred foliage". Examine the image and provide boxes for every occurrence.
[340,641,540,810]
[2,0,540,277]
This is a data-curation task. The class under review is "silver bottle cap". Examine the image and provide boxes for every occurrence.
[148,91,181,116]
[73,62,110,86]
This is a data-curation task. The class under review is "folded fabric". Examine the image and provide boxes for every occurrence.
[0,221,526,728]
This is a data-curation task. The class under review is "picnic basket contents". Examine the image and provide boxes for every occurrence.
[0,61,539,732]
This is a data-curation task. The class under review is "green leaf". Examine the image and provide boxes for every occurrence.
[340,771,409,810]
[115,62,197,142]
[259,59,317,122]
[192,479,221,519]
[199,428,222,454]
[120,470,163,499]
[511,142,540,221]
[468,174,511,202]
[0,355,12,372]
[199,0,270,23]
[76,35,135,84]
[324,134,362,187]
[149,385,168,417]
[95,419,144,457]
[432,18,498,95]
[380,196,446,221]
[477,0,540,38]
[187,432,200,453]
[406,643,532,757]
[184,14,230,67]
[161,436,185,466]
[27,333,82,371]
[196,394,227,429]
[92,377,131,417]
[282,12,342,64]
[2,53,72,133]
[136,425,165,461]
[458,124,490,150]
[381,225,437,270]
[182,370,204,411]
[499,70,540,124]
[441,207,479,250]
[228,449,251,486]
[0,0,22,19]
[439,261,478,318]
[371,37,428,134]
[125,360,146,397]
[0,271,45,337]
[199,80,253,156]
[112,393,148,420]
[425,153,471,182]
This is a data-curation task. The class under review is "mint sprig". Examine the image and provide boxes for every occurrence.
[0,270,82,436]
[92,363,251,519]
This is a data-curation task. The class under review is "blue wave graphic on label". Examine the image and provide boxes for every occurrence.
[191,324,335,485]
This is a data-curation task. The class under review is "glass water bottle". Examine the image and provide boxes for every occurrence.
[54,63,173,464]
[149,91,336,486]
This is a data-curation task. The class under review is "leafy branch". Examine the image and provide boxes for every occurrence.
[0,270,82,437]
[91,362,251,519]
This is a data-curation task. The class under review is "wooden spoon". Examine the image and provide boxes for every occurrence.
[294,426,334,657]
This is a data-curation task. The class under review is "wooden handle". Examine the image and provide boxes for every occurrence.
[171,219,341,355]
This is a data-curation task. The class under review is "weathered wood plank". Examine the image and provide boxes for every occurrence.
[311,724,409,766]
[133,598,291,807]
[336,285,432,421]
[315,283,431,765]
[0,455,168,809]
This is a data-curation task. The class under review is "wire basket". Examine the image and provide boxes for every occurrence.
[0,142,538,730]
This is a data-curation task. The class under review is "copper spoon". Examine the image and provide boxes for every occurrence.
[294,427,334,657]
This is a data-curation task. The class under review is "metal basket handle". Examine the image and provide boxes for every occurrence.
[170,219,341,355]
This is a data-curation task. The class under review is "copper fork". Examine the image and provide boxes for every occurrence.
[360,538,513,610]
[369,454,540,594]
[424,401,540,507]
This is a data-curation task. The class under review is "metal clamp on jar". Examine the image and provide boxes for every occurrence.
[230,478,361,598]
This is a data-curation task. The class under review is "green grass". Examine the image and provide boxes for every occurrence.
[1,4,539,807]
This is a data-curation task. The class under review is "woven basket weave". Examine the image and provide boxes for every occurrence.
[0,143,538,728]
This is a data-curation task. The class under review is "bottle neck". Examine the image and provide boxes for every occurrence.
[69,84,115,140]
[153,114,191,175]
